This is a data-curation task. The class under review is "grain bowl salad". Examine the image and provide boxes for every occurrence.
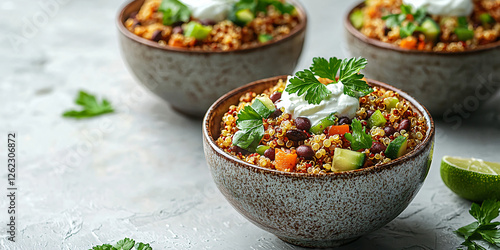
[124,0,301,51]
[350,0,500,51]
[215,57,428,174]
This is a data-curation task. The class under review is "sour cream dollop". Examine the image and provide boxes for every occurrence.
[182,0,239,23]
[403,0,473,16]
[276,76,359,126]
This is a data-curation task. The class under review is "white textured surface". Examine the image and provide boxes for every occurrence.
[0,0,499,249]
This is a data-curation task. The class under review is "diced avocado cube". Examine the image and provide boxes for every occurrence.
[454,27,474,41]
[385,136,408,159]
[332,148,365,171]
[252,95,276,118]
[256,145,270,155]
[350,9,364,29]
[367,110,387,128]
[184,21,212,40]
[480,13,495,26]
[420,18,440,42]
[310,114,337,134]
[258,34,273,43]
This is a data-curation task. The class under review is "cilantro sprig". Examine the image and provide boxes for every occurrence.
[456,200,500,250]
[158,0,191,26]
[232,105,266,152]
[90,237,152,250]
[285,57,372,105]
[63,90,114,119]
[229,0,295,26]
[382,4,427,38]
[344,119,372,151]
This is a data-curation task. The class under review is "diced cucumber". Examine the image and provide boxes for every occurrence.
[258,34,273,43]
[332,148,365,171]
[252,95,276,118]
[480,13,495,25]
[454,27,474,41]
[420,18,440,42]
[256,145,270,155]
[367,110,387,128]
[350,9,364,29]
[385,136,408,159]
[385,97,399,111]
[235,9,254,26]
[184,21,212,40]
[310,114,337,134]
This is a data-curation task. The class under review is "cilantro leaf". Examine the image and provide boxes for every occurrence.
[232,105,265,152]
[345,119,372,151]
[456,200,500,249]
[342,74,374,98]
[63,90,114,119]
[381,4,427,37]
[286,69,331,105]
[90,238,152,250]
[338,57,368,82]
[114,238,135,250]
[382,13,406,28]
[311,57,341,80]
[400,22,417,38]
[158,0,191,26]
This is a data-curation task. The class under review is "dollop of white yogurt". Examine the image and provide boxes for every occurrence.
[276,76,359,126]
[403,0,473,16]
[182,0,239,23]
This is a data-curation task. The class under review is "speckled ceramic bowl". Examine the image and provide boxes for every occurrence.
[345,3,500,118]
[202,76,435,248]
[117,0,307,117]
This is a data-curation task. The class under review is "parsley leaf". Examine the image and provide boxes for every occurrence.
[456,200,500,249]
[344,119,372,151]
[90,238,152,250]
[286,57,372,104]
[63,90,114,119]
[286,69,331,105]
[158,0,191,26]
[400,22,417,38]
[232,105,265,152]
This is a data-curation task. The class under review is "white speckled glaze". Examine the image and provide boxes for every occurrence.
[344,3,500,117]
[202,76,435,248]
[117,0,307,117]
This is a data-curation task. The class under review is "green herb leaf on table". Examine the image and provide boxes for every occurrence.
[456,200,500,249]
[63,91,114,119]
[345,119,372,151]
[159,0,191,26]
[90,238,152,250]
[286,57,371,104]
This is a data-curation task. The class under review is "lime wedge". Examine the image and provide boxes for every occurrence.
[440,156,500,202]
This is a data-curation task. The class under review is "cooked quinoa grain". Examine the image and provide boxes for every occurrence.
[216,79,428,174]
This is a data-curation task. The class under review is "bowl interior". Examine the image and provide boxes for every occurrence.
[117,0,308,53]
[204,75,435,176]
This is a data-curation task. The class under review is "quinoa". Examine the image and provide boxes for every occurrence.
[355,0,500,52]
[216,79,428,174]
[125,0,300,51]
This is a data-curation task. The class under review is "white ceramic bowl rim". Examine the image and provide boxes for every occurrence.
[203,76,436,179]
[345,2,500,55]
[117,0,308,54]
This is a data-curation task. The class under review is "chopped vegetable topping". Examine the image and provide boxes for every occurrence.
[158,0,191,26]
[345,119,373,151]
[63,91,114,119]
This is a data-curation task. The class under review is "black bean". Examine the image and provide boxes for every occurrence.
[286,129,308,141]
[230,146,249,155]
[296,145,314,159]
[151,30,162,42]
[383,26,391,36]
[366,109,375,118]
[200,19,216,26]
[132,19,141,27]
[338,116,351,125]
[270,92,282,103]
[264,148,275,160]
[172,26,183,34]
[295,117,311,131]
[398,119,410,132]
[269,108,282,119]
[384,126,396,136]
[370,142,386,154]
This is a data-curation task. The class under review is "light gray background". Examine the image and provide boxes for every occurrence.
[1,0,500,249]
